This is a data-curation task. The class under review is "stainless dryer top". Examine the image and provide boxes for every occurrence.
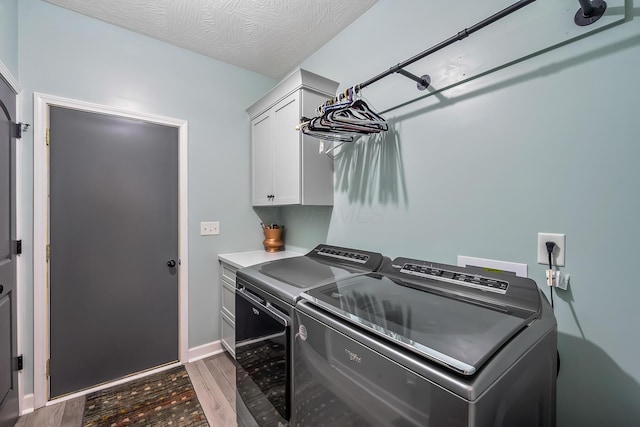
[236,244,386,306]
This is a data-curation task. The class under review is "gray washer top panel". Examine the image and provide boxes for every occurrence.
[302,272,540,375]
[236,244,385,306]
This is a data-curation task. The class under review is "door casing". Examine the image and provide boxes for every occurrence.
[0,61,24,416]
[33,93,189,408]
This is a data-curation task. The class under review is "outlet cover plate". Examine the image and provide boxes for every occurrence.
[537,233,565,266]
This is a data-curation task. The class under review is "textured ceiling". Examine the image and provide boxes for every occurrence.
[44,0,378,78]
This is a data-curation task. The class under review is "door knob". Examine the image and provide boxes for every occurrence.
[0,284,3,294]
[167,260,176,268]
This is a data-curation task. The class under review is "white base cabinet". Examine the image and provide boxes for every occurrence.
[218,251,303,359]
[219,260,237,358]
[247,69,339,206]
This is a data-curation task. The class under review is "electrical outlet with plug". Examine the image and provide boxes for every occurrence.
[537,233,565,266]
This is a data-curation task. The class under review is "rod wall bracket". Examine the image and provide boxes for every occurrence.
[417,75,431,91]
[395,68,431,91]
[575,0,607,26]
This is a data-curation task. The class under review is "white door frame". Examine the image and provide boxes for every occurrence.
[0,61,24,414]
[33,93,189,408]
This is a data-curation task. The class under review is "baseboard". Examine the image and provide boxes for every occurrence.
[21,393,34,415]
[188,340,224,362]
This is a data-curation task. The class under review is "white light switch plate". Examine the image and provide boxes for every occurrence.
[200,221,220,236]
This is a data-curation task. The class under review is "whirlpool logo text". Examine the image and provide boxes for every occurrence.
[345,349,362,363]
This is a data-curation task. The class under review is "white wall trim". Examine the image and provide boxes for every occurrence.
[32,92,189,409]
[188,341,224,363]
[15,81,25,417]
[0,59,21,94]
[0,59,27,416]
[32,94,48,410]
[20,394,34,416]
[178,119,189,367]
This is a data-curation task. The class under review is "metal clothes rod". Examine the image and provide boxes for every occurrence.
[357,0,536,91]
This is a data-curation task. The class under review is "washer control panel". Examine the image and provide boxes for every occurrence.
[400,263,509,294]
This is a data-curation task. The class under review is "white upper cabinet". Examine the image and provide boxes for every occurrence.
[247,69,339,206]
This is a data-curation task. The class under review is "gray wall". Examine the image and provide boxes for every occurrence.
[0,0,18,77]
[15,0,275,394]
[291,1,640,426]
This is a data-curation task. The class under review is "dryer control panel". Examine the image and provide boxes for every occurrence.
[400,263,509,294]
[308,244,385,271]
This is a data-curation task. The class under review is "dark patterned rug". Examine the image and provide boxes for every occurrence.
[82,365,209,427]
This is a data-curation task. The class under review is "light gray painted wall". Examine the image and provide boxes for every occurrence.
[291,1,640,425]
[0,0,18,77]
[17,0,275,394]
[10,0,640,423]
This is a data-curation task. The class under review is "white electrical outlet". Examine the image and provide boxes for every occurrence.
[537,233,565,266]
[200,221,220,236]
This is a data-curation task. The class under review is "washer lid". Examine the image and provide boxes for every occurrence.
[301,272,540,375]
[237,245,385,305]
[258,255,369,287]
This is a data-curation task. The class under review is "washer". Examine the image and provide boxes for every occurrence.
[234,244,386,427]
[293,257,557,426]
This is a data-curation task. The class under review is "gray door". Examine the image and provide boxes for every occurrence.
[49,106,179,398]
[0,78,19,427]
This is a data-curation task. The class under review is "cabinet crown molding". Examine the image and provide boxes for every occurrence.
[247,68,339,119]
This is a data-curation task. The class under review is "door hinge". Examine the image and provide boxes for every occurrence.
[12,122,29,139]
[46,359,50,377]
[12,123,22,139]
[46,244,51,260]
[15,240,22,255]
[14,355,23,371]
[46,128,50,146]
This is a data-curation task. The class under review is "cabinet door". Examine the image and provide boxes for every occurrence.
[251,111,274,206]
[221,312,235,358]
[221,279,235,319]
[272,92,301,205]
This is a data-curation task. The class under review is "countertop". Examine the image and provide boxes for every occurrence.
[218,250,303,270]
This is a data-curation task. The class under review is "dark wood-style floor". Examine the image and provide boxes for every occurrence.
[14,353,237,427]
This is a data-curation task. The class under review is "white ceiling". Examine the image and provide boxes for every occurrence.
[44,0,378,79]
